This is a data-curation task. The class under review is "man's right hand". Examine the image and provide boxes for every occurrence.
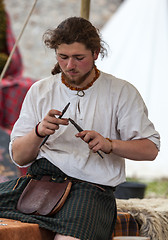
[37,109,69,137]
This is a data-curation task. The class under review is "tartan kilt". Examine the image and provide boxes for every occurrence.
[0,158,116,240]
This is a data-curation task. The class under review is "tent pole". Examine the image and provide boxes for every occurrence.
[80,0,90,20]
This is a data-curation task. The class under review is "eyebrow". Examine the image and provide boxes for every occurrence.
[58,53,85,57]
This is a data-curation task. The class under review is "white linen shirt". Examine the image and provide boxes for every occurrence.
[9,71,160,187]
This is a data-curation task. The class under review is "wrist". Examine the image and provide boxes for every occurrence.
[35,122,45,138]
[106,138,113,154]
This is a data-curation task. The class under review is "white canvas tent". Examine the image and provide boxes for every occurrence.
[96,0,168,179]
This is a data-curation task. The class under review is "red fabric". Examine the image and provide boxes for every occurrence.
[4,13,23,78]
[0,13,36,130]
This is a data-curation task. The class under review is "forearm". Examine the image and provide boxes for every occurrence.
[76,131,158,161]
[11,110,69,166]
[111,138,158,161]
[12,128,43,166]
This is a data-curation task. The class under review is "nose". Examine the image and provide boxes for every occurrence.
[67,58,76,69]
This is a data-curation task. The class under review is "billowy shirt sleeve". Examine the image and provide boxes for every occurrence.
[116,81,160,149]
[9,81,40,167]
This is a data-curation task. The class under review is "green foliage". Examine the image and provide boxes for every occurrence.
[126,177,168,198]
[0,0,8,73]
[0,52,8,73]
[145,179,168,198]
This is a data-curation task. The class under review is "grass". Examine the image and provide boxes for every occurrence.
[126,178,168,198]
[145,179,168,198]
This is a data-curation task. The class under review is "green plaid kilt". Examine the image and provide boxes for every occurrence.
[0,158,116,240]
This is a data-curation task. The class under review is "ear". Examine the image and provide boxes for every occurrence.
[93,49,100,60]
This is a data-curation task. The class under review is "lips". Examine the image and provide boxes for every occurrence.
[67,71,78,76]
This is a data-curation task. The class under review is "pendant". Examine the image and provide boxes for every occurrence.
[77,90,85,97]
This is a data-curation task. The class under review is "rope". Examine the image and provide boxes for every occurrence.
[0,0,38,83]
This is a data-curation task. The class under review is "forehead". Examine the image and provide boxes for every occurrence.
[56,42,91,55]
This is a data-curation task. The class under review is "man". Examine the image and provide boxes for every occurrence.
[0,17,160,240]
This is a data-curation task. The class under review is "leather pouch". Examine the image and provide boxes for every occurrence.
[17,176,72,216]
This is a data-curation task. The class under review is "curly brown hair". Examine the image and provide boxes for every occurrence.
[43,17,107,75]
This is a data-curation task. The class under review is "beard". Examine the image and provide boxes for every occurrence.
[61,64,95,87]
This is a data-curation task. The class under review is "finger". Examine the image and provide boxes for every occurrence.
[76,131,98,143]
[80,131,93,143]
[43,110,60,125]
[48,109,62,117]
[37,121,57,136]
[45,113,69,125]
[45,118,69,132]
[46,121,59,131]
[92,142,102,152]
[56,118,69,126]
[75,130,88,137]
[39,121,59,136]
[88,137,99,149]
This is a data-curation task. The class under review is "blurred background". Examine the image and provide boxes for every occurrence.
[0,0,167,198]
[4,0,123,79]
